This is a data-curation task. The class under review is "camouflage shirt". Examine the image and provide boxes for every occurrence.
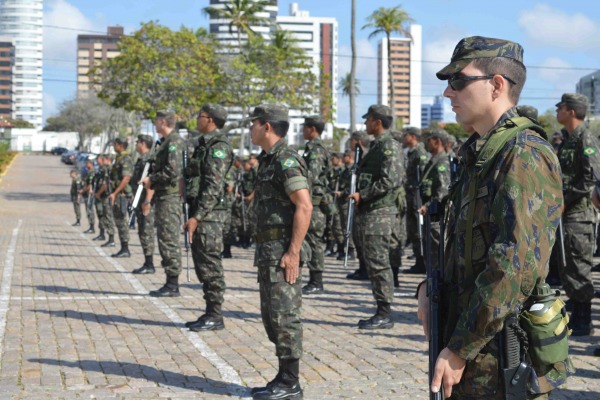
[187,130,233,221]
[253,139,312,265]
[132,152,152,202]
[302,137,330,201]
[420,151,450,208]
[110,151,133,195]
[326,165,342,192]
[405,142,429,192]
[149,130,184,196]
[84,168,96,193]
[243,166,258,196]
[557,123,600,215]
[442,108,565,397]
[71,175,83,197]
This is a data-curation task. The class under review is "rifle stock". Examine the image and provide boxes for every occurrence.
[416,168,424,257]
[128,141,158,225]
[344,144,362,268]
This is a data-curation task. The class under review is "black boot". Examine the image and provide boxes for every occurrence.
[404,255,426,274]
[346,258,368,280]
[392,266,400,288]
[571,301,593,336]
[92,229,105,241]
[252,358,302,400]
[112,242,131,258]
[325,241,336,257]
[149,275,180,297]
[221,244,232,259]
[302,271,324,295]
[358,301,394,329]
[72,219,80,227]
[189,303,225,331]
[83,225,95,234]
[132,256,155,274]
[101,234,115,248]
[251,359,283,396]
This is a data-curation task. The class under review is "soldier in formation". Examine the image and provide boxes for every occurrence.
[108,138,133,258]
[70,169,83,226]
[80,159,96,234]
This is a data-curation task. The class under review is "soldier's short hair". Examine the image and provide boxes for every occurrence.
[156,110,176,128]
[556,93,589,120]
[303,115,325,135]
[114,137,129,149]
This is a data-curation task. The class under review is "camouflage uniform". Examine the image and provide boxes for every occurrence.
[227,167,244,246]
[83,169,96,228]
[243,165,258,242]
[149,130,184,277]
[326,164,344,248]
[355,126,404,316]
[110,150,133,245]
[98,164,115,236]
[187,129,233,316]
[70,173,83,222]
[337,161,355,252]
[405,142,429,269]
[223,168,238,248]
[132,151,155,257]
[302,134,330,292]
[254,138,311,361]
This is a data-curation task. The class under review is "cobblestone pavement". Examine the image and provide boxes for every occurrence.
[0,154,598,399]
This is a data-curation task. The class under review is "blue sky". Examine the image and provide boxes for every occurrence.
[42,0,600,125]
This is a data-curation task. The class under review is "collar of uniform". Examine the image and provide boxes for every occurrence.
[266,138,287,156]
[201,129,223,142]
[566,124,585,140]
[430,151,447,164]
[370,130,391,147]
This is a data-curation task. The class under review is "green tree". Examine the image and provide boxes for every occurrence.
[91,21,220,121]
[538,108,562,136]
[4,118,34,129]
[363,6,414,118]
[443,122,470,139]
[339,72,360,127]
[203,0,274,50]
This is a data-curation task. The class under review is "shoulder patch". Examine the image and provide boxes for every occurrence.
[383,149,394,156]
[212,149,226,159]
[420,155,428,160]
[437,165,447,172]
[309,153,317,160]
[584,146,596,156]
[168,144,177,153]
[281,158,298,170]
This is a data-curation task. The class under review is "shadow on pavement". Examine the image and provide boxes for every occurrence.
[30,358,249,397]
[3,192,69,203]
[32,309,178,328]
[31,285,139,297]
[32,266,121,274]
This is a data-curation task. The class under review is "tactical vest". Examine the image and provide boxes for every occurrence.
[357,134,399,212]
[302,140,329,205]
[190,133,232,211]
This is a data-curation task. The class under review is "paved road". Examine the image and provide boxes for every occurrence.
[0,154,598,399]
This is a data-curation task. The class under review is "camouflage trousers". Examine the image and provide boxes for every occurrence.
[225,200,241,246]
[338,200,354,250]
[561,215,595,302]
[331,208,345,245]
[191,214,226,308]
[155,193,182,277]
[355,207,397,304]
[306,206,326,272]
[406,193,423,258]
[258,262,302,360]
[84,195,95,227]
[112,194,130,244]
[98,197,114,235]
[135,205,155,257]
[71,197,81,220]
[222,204,233,246]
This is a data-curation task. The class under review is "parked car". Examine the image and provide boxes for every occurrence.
[50,146,68,155]
[61,150,79,165]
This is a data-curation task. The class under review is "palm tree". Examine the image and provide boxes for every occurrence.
[350,0,357,131]
[363,6,414,119]
[203,0,274,51]
[339,73,360,100]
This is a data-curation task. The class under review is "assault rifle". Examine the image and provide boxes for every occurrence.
[128,142,157,225]
[425,200,443,400]
[344,143,362,268]
[416,167,425,257]
[182,148,191,282]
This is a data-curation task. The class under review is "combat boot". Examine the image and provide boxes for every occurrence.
[72,219,80,227]
[92,229,105,241]
[132,256,155,274]
[101,234,115,248]
[324,241,336,257]
[570,301,593,336]
[149,275,180,297]
[83,225,95,234]
[111,242,131,258]
[189,303,224,331]
[252,358,302,400]
[404,255,426,274]
[346,257,368,280]
[392,266,400,288]
[221,244,232,259]
[302,271,324,295]
[251,359,283,396]
[358,301,394,330]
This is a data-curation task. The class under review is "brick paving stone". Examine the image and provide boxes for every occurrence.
[0,155,599,399]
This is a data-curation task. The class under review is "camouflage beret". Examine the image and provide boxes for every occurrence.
[303,115,324,126]
[249,104,289,122]
[201,103,228,121]
[436,36,524,80]
[156,109,175,119]
[362,104,393,119]
[516,105,539,121]
[350,130,368,141]
[423,128,449,142]
[446,134,457,145]
[556,93,589,109]
[402,126,421,138]
[331,152,342,159]
[136,134,154,148]
[114,137,127,145]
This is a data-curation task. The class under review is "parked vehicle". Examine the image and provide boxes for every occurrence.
[50,147,68,155]
[61,150,79,164]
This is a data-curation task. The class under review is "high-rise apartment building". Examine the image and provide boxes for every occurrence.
[0,0,43,129]
[421,95,444,128]
[77,26,124,98]
[0,39,14,119]
[208,0,279,48]
[377,24,422,128]
[277,2,338,128]
[576,70,600,116]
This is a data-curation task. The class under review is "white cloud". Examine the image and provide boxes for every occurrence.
[534,57,581,92]
[518,4,600,51]
[43,0,100,66]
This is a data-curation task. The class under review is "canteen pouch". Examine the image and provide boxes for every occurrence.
[519,296,570,368]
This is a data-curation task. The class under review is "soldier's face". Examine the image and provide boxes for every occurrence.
[197,113,211,133]
[250,119,266,147]
[556,105,569,125]
[443,63,491,129]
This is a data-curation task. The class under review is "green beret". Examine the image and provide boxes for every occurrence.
[556,93,589,109]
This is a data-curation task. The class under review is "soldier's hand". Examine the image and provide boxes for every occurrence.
[431,347,466,398]
[348,192,361,205]
[416,282,429,340]
[280,251,300,284]
[184,217,198,244]
[142,201,151,216]
[140,176,151,190]
[418,206,427,215]
[108,192,116,205]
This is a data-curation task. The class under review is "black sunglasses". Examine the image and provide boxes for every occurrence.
[448,74,516,91]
